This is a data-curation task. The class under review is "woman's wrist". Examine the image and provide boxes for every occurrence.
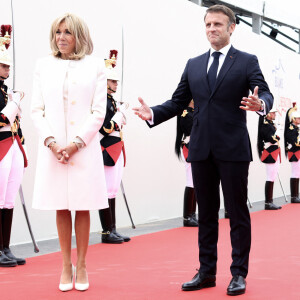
[48,141,56,151]
[72,142,79,151]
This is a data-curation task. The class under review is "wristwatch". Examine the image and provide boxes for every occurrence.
[259,100,264,112]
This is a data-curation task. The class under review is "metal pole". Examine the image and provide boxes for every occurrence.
[19,187,39,253]
[247,197,253,208]
[11,0,39,253]
[277,173,288,203]
[10,0,16,89]
[120,181,135,229]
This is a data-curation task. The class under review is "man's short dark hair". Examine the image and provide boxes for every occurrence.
[204,5,236,25]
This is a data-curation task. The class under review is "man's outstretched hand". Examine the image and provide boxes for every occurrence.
[132,97,152,121]
[240,86,262,112]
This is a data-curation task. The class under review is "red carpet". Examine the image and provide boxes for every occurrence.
[1,204,300,300]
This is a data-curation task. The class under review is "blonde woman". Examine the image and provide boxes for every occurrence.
[31,13,108,291]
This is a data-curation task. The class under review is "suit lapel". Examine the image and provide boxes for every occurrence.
[201,50,211,93]
[210,46,237,98]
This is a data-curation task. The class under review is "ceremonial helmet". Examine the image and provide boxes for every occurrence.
[0,25,13,66]
[104,49,120,81]
[291,110,300,119]
[269,107,277,113]
[288,103,300,122]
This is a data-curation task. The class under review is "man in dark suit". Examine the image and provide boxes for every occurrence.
[133,4,273,296]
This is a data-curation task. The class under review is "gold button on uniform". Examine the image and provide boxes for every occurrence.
[70,121,75,125]
[71,101,76,105]
[70,162,74,166]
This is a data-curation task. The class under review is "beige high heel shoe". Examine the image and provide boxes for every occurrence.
[59,265,74,292]
[74,266,89,291]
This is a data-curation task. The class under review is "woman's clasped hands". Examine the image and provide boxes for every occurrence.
[48,142,78,164]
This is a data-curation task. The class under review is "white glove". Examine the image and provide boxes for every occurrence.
[118,102,129,115]
[112,111,126,128]
[8,89,22,106]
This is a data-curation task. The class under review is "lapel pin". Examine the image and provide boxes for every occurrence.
[230,56,233,59]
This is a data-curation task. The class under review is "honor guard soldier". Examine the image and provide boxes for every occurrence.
[0,25,27,267]
[175,100,198,226]
[98,50,130,243]
[284,104,300,203]
[257,108,282,210]
[175,101,229,222]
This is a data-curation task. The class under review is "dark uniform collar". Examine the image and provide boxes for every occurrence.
[291,123,298,129]
[265,118,274,125]
[0,80,4,87]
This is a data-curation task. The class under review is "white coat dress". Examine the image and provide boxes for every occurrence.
[31,55,108,211]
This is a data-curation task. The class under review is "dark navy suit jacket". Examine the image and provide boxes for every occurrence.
[150,46,273,162]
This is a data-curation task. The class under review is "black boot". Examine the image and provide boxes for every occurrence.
[0,209,17,267]
[183,187,198,227]
[98,207,124,244]
[3,248,25,265]
[110,198,131,242]
[290,178,300,203]
[265,181,282,210]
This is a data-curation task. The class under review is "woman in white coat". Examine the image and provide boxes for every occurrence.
[31,14,108,292]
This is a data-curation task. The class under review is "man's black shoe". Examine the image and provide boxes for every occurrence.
[182,272,216,291]
[227,275,246,296]
[265,203,282,210]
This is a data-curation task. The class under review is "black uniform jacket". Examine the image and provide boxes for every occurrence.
[285,123,300,162]
[180,106,193,161]
[0,81,27,166]
[149,46,273,162]
[259,118,280,163]
[99,94,125,166]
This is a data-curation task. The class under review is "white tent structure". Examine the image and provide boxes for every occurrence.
[1,0,300,246]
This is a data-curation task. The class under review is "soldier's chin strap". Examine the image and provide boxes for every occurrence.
[0,75,9,80]
[108,85,116,93]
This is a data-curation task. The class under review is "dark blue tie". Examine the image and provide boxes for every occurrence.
[207,52,221,91]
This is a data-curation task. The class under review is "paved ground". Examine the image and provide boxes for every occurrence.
[10,196,288,259]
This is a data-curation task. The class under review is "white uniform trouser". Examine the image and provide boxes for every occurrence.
[265,156,280,182]
[181,149,193,188]
[0,139,24,209]
[104,152,124,199]
[291,160,300,178]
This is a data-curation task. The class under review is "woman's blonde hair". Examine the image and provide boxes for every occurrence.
[50,13,93,60]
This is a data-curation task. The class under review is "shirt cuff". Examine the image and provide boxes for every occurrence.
[256,99,266,116]
[146,109,155,126]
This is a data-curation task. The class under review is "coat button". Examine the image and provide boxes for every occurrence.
[71,101,76,105]
[70,162,74,166]
[70,121,75,125]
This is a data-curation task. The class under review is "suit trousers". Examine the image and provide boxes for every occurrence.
[191,153,251,278]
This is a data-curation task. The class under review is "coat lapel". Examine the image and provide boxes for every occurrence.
[210,46,237,98]
[201,50,211,94]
